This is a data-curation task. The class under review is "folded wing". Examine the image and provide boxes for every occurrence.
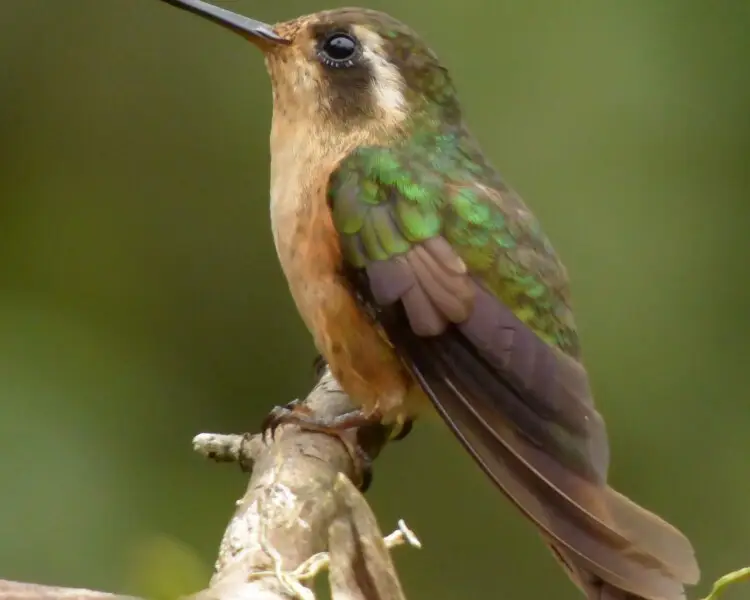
[329,145,699,600]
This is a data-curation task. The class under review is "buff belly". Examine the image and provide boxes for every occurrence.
[296,271,429,425]
[268,124,428,423]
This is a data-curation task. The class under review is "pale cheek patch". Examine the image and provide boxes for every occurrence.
[351,25,407,127]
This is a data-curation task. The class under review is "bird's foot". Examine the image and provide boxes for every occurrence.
[261,401,378,491]
[307,354,413,441]
[260,355,414,491]
[262,400,383,438]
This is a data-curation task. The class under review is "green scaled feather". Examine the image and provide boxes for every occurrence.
[328,138,580,357]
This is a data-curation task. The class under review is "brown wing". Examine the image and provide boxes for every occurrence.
[330,148,699,599]
[348,256,698,599]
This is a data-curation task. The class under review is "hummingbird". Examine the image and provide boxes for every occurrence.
[157,2,700,599]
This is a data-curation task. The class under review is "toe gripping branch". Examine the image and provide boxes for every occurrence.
[260,355,414,492]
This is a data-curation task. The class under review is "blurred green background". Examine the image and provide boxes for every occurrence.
[1,1,748,599]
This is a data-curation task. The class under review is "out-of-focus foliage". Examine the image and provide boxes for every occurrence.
[0,1,748,599]
[125,534,210,600]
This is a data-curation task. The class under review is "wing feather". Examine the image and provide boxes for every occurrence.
[329,146,699,599]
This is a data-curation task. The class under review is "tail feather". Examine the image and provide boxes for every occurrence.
[549,544,674,600]
[605,489,699,584]
[386,318,699,600]
[356,262,700,600]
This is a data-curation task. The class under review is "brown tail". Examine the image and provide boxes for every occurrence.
[426,379,698,599]
[366,276,700,599]
[381,305,700,599]
[426,372,698,600]
[549,538,686,600]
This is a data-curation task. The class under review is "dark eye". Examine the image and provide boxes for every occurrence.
[318,33,359,68]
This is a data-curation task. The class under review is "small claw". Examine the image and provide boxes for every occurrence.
[260,398,308,444]
[392,418,414,442]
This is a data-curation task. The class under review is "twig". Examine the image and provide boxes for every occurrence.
[2,368,748,600]
[0,368,420,600]
[190,367,419,600]
[0,581,136,600]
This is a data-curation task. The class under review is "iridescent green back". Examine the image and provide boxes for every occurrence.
[329,131,580,356]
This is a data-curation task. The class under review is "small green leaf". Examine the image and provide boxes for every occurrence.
[701,566,750,600]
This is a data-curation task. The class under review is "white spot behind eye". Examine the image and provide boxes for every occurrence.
[351,25,407,127]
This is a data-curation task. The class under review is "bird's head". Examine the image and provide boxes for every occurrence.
[160,1,461,150]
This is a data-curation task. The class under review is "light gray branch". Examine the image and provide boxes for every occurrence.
[0,368,419,600]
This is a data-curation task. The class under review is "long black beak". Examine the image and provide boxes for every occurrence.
[159,0,289,45]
